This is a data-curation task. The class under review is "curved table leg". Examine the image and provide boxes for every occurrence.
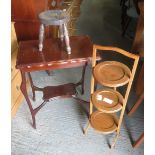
[81,62,87,94]
[76,62,87,95]
[28,72,36,101]
[20,70,36,129]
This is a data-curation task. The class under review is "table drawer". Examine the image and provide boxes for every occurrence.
[11,71,21,107]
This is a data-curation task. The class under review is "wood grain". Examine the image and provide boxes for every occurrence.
[16,36,101,72]
[90,111,118,134]
[12,0,82,41]
[92,88,123,113]
[11,22,30,117]
[93,61,131,87]
[87,45,139,149]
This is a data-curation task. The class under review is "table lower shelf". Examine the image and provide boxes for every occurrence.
[29,82,87,129]
[90,110,118,134]
[42,83,77,101]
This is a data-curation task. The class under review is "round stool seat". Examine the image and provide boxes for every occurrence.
[90,111,118,134]
[93,61,131,87]
[92,89,124,113]
[39,10,69,26]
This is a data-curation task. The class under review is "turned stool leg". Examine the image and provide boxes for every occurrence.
[63,23,71,54]
[59,24,64,42]
[39,24,45,51]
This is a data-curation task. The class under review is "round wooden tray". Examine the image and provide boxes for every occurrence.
[92,89,123,113]
[93,61,131,87]
[90,111,118,134]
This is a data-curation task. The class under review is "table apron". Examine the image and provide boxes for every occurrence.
[18,61,90,72]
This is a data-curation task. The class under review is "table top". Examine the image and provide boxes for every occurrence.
[16,35,101,72]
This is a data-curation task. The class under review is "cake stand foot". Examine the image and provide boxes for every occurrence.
[111,133,119,149]
[84,121,90,135]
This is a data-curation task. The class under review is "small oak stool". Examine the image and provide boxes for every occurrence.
[38,10,71,54]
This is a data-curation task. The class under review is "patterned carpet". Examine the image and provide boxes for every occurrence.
[12,67,144,155]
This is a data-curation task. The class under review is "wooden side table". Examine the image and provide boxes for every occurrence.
[16,36,101,129]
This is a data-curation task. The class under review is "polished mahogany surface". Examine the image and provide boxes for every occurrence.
[11,0,49,41]
[43,83,76,101]
[16,36,100,72]
[12,0,83,41]
[12,0,48,21]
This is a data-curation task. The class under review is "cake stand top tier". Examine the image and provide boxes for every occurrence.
[93,61,131,87]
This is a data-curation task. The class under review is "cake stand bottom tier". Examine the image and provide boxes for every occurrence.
[90,111,118,134]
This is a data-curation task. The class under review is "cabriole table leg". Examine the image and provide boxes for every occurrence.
[81,62,87,94]
[20,70,36,129]
[28,72,36,101]
[75,62,87,95]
